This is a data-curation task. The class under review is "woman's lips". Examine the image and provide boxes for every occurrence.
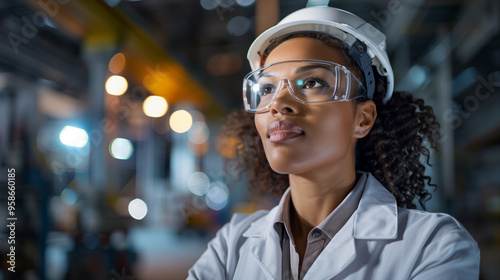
[267,120,304,143]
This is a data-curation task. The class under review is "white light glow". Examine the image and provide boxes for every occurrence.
[409,65,427,86]
[206,182,228,211]
[306,0,330,7]
[109,138,133,160]
[236,0,255,7]
[143,95,168,118]
[128,198,148,220]
[252,83,260,92]
[200,0,221,10]
[59,126,88,148]
[169,110,193,133]
[188,172,211,196]
[61,188,78,205]
[105,75,128,96]
[188,121,210,144]
[227,16,250,36]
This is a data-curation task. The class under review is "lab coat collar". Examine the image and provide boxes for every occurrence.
[304,173,398,279]
[243,172,398,239]
[242,172,398,279]
[352,172,398,239]
[243,206,282,280]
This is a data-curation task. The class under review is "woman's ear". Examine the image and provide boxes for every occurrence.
[354,100,377,139]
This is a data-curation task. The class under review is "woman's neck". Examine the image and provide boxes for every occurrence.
[288,168,357,233]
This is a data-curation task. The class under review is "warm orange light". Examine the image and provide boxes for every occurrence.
[215,135,241,159]
[188,141,209,157]
[109,53,126,74]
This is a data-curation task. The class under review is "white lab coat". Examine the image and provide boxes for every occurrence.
[188,173,480,280]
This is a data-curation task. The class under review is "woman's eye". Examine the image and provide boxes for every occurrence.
[261,85,275,95]
[303,79,326,89]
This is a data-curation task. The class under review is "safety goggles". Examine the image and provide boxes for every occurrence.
[243,59,366,113]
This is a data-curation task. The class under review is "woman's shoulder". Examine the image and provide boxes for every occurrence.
[399,207,468,229]
[392,208,480,278]
[397,207,478,246]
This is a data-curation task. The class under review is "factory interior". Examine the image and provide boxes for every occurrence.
[0,0,499,279]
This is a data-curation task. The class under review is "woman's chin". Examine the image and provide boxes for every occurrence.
[267,161,305,176]
[269,167,290,175]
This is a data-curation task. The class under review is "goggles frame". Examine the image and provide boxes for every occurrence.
[243,59,367,113]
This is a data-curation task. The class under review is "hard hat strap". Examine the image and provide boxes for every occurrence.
[348,40,375,100]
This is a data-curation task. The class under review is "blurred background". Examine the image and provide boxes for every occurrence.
[0,0,498,279]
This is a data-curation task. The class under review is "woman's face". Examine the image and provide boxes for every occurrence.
[254,37,375,177]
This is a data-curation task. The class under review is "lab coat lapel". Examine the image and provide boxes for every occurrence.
[304,173,398,279]
[243,208,282,280]
[304,217,357,280]
[352,173,398,239]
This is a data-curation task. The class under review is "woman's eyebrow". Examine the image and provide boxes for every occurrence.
[295,64,333,74]
[258,71,275,78]
[258,64,334,78]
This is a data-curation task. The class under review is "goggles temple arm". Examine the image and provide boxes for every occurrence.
[348,40,375,100]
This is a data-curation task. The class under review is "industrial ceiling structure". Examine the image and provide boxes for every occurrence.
[1,0,499,191]
[0,0,497,115]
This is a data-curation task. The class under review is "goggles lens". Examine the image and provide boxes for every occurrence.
[243,60,366,113]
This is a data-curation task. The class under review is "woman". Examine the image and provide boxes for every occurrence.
[188,6,479,280]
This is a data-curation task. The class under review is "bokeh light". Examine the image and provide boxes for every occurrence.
[236,0,255,7]
[206,182,229,211]
[215,135,240,159]
[109,138,133,160]
[59,126,88,148]
[188,172,211,196]
[306,0,330,7]
[227,16,251,36]
[128,198,148,220]
[169,110,193,133]
[409,65,429,88]
[105,75,128,96]
[110,230,127,251]
[188,121,210,144]
[61,188,78,205]
[200,0,221,10]
[109,52,126,74]
[188,141,209,157]
[143,95,168,118]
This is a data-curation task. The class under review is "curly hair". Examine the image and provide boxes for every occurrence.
[220,33,440,209]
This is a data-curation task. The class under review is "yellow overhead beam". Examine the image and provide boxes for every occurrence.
[24,0,224,118]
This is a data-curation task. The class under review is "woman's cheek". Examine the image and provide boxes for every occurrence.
[254,116,267,143]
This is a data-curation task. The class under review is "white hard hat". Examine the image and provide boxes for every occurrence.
[247,6,394,103]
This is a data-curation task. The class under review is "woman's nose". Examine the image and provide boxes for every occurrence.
[269,81,299,115]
